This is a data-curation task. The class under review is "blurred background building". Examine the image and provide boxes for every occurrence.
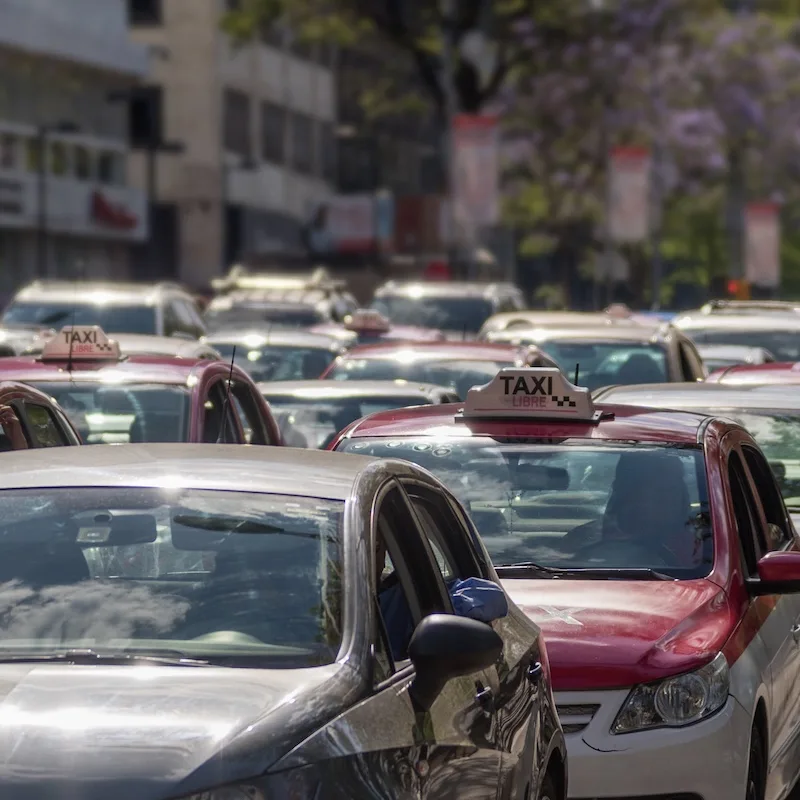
[0,0,149,296]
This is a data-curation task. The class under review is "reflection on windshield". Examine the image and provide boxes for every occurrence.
[32,383,191,444]
[0,488,343,668]
[541,342,668,390]
[372,296,493,333]
[340,438,712,579]
[3,302,157,335]
[214,343,335,381]
[327,358,508,398]
[205,307,325,331]
[268,395,432,449]
[688,330,800,361]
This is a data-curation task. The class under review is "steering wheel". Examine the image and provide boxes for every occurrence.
[575,539,671,567]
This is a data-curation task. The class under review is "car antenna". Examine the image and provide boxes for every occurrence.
[574,363,580,385]
[216,346,237,444]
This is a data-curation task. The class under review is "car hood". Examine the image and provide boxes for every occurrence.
[504,577,735,690]
[0,661,349,799]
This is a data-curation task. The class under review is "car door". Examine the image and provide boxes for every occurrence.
[373,484,502,800]
[402,481,545,800]
[740,443,800,780]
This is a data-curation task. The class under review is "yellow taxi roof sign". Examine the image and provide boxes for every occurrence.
[459,367,598,422]
[41,326,121,362]
[344,309,391,333]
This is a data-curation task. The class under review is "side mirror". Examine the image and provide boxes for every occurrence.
[408,613,503,711]
[751,551,800,595]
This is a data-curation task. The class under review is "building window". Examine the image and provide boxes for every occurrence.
[50,142,68,176]
[25,139,42,173]
[0,134,17,170]
[223,90,252,158]
[289,113,314,175]
[319,121,336,184]
[75,146,92,180]
[98,151,123,185]
[261,102,286,164]
[128,0,161,25]
[129,87,163,148]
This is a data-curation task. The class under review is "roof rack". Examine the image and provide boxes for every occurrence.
[701,299,800,314]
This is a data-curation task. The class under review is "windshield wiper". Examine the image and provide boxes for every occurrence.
[495,562,676,581]
[0,648,210,667]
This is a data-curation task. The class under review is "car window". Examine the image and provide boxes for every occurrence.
[728,449,767,577]
[214,343,337,382]
[686,329,800,362]
[371,295,494,334]
[3,302,157,335]
[162,302,183,337]
[342,438,713,580]
[171,299,201,338]
[742,444,792,551]
[180,299,207,336]
[202,381,242,444]
[231,382,272,445]
[0,487,345,668]
[21,403,68,447]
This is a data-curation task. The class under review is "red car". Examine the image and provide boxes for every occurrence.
[0,325,282,445]
[0,380,81,450]
[320,340,558,399]
[328,365,800,800]
[706,361,800,386]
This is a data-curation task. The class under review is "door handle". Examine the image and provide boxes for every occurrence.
[527,661,544,684]
[475,683,495,713]
[792,623,800,644]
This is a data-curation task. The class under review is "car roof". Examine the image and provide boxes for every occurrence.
[480,311,626,330]
[204,328,342,349]
[674,313,800,331]
[0,444,379,500]
[593,382,800,411]
[374,281,507,298]
[258,380,454,399]
[206,291,328,311]
[694,344,767,357]
[340,401,712,445]
[11,281,181,306]
[487,324,668,344]
[334,340,529,362]
[705,362,800,384]
[25,334,218,359]
[0,354,220,385]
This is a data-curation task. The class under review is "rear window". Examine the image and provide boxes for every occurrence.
[339,438,712,579]
[539,341,668,390]
[214,343,335,382]
[372,295,493,334]
[32,383,191,444]
[327,358,511,399]
[205,305,326,331]
[3,302,157,335]
[686,329,800,362]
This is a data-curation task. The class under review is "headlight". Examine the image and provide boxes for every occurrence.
[182,787,263,800]
[612,652,729,734]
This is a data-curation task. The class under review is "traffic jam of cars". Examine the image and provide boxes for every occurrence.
[4,272,800,799]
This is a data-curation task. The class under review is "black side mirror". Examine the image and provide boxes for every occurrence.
[408,613,503,711]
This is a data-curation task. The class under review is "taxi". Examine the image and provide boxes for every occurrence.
[0,325,282,446]
[320,340,560,399]
[0,381,81,450]
[477,311,633,340]
[705,361,800,386]
[330,366,800,800]
[0,443,566,800]
[2,280,206,339]
[696,344,775,372]
[203,328,346,382]
[23,333,222,361]
[312,308,446,346]
[371,280,525,338]
[260,379,460,448]
[483,323,707,388]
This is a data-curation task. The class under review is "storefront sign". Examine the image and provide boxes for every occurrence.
[452,115,500,229]
[305,193,395,255]
[90,191,138,230]
[608,146,651,243]
[745,202,781,288]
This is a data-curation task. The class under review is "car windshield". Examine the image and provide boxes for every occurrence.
[372,295,493,334]
[267,394,433,449]
[686,329,800,361]
[0,488,343,668]
[205,305,326,331]
[539,341,668,389]
[339,438,712,579]
[3,302,157,335]
[214,343,336,382]
[32,383,191,444]
[327,357,510,399]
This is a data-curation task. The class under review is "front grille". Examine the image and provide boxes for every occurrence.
[556,703,600,734]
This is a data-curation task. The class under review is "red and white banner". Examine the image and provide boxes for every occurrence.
[452,114,500,229]
[745,202,781,288]
[608,146,651,243]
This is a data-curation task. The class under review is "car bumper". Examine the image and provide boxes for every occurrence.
[557,691,750,799]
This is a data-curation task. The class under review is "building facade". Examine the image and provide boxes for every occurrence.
[127,0,338,289]
[0,0,149,297]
